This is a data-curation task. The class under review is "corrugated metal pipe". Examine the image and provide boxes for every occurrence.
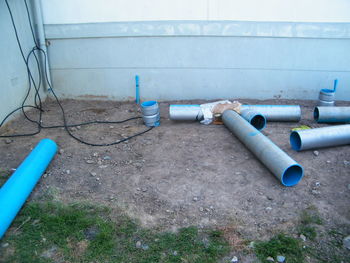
[240,105,301,122]
[314,106,350,123]
[222,110,304,186]
[290,124,350,151]
[169,104,301,122]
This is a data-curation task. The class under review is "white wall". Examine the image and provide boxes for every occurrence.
[0,0,45,124]
[41,0,350,24]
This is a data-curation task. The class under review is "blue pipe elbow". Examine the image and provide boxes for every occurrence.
[0,138,57,239]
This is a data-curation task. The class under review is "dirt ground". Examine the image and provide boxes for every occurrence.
[1,98,349,260]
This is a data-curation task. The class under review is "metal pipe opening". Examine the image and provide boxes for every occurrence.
[282,164,304,186]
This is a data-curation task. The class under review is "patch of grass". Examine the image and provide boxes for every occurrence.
[254,233,304,263]
[298,225,317,241]
[0,202,230,263]
[300,209,323,226]
[297,208,323,241]
[306,227,350,263]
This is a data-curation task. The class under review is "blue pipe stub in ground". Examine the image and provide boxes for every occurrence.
[0,138,57,239]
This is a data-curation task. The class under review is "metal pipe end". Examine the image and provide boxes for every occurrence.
[313,107,320,122]
[290,131,302,151]
[282,164,304,186]
[250,114,266,131]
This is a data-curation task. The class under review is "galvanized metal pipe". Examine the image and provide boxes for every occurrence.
[240,105,301,122]
[240,109,266,131]
[290,125,350,151]
[314,106,350,123]
[169,105,203,121]
[33,0,52,91]
[222,110,303,186]
[169,104,301,122]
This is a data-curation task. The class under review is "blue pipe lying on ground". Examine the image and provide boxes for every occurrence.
[0,138,57,239]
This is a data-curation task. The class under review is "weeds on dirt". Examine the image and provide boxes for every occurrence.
[297,208,323,241]
[254,233,304,263]
[299,207,323,226]
[0,168,11,187]
[0,202,230,263]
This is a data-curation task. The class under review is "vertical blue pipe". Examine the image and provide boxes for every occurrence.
[135,75,140,104]
[0,138,57,239]
[333,79,338,92]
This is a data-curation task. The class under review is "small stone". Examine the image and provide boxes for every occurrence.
[141,187,147,192]
[86,160,94,164]
[1,242,9,248]
[136,188,141,191]
[70,127,77,132]
[343,235,350,250]
[199,207,204,212]
[5,139,12,144]
[231,256,238,262]
[300,234,307,242]
[41,246,58,258]
[311,190,320,195]
[277,255,285,262]
[193,196,199,202]
[173,251,178,256]
[266,256,274,262]
[141,244,149,250]
[96,177,100,181]
[135,241,142,248]
[76,126,81,130]
[99,165,108,169]
[266,207,272,211]
[103,156,111,160]
[109,126,114,129]
[90,172,97,177]
[59,149,64,155]
[134,163,143,168]
[235,171,241,175]
[93,152,99,157]
[326,160,331,164]
[66,170,70,175]
[266,196,273,201]
[100,136,105,140]
[344,160,350,166]
[313,151,319,156]
[248,241,255,248]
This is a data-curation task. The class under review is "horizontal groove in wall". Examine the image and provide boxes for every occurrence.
[50,67,350,73]
[44,20,350,40]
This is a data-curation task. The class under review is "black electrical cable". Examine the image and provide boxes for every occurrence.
[1,0,155,145]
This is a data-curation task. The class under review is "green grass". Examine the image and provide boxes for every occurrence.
[299,209,323,226]
[254,233,304,263]
[0,202,230,263]
[297,208,323,241]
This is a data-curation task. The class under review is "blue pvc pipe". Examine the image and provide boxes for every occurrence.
[135,75,140,104]
[0,138,57,239]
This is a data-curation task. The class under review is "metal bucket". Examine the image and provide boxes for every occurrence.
[317,100,335,107]
[141,101,159,116]
[143,112,160,127]
[317,89,335,106]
